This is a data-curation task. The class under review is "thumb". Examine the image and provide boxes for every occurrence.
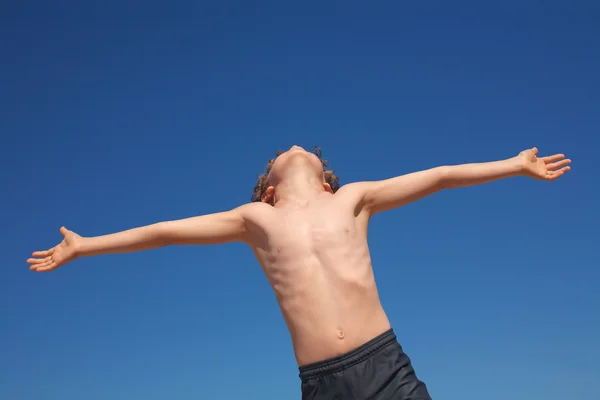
[60,226,69,236]
[531,147,538,155]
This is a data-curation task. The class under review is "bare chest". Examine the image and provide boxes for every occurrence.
[264,206,360,256]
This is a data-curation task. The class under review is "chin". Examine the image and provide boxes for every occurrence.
[286,152,320,167]
[270,149,323,178]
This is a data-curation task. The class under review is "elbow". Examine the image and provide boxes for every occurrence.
[150,222,174,247]
[437,166,452,189]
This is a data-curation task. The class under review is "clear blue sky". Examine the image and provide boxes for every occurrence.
[2,1,598,399]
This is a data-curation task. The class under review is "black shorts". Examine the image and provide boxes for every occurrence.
[299,329,432,400]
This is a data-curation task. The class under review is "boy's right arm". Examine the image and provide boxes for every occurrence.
[28,203,260,272]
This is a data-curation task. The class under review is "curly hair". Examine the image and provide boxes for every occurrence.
[251,146,340,204]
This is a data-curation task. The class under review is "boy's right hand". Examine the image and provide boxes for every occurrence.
[28,227,82,272]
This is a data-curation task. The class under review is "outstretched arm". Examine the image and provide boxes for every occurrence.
[355,147,570,216]
[28,204,256,272]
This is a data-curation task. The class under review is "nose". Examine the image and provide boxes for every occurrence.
[290,145,304,151]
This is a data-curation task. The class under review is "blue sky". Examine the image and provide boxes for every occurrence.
[1,1,599,399]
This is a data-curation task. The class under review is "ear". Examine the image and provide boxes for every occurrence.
[323,182,333,194]
[261,186,275,203]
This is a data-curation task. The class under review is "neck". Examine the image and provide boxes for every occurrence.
[274,174,324,207]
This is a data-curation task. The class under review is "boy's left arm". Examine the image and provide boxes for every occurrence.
[349,147,570,216]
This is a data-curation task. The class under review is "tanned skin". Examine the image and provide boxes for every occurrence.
[28,146,570,366]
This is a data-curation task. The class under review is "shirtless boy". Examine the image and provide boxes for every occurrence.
[28,145,570,399]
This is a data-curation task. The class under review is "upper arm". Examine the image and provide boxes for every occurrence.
[158,203,260,246]
[349,167,447,216]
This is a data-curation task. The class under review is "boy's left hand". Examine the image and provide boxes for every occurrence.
[518,147,571,181]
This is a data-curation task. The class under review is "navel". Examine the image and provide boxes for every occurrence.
[336,328,345,339]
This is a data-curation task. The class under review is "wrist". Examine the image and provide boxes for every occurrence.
[75,237,90,258]
[509,156,526,176]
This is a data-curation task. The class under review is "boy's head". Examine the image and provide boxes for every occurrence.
[252,145,340,205]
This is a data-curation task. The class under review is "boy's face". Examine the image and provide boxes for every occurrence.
[269,145,324,180]
[262,145,331,203]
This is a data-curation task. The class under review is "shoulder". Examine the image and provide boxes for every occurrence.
[334,182,373,203]
[235,202,276,225]
[231,202,276,245]
[335,182,370,196]
[332,182,373,217]
[234,201,272,215]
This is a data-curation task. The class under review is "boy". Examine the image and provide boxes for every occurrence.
[28,145,570,399]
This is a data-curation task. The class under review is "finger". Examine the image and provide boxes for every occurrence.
[27,256,51,265]
[32,248,54,258]
[36,262,57,272]
[31,262,52,272]
[30,260,53,271]
[541,154,565,163]
[60,226,69,236]
[545,167,570,180]
[547,159,571,170]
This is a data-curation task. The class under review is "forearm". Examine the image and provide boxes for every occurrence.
[440,157,524,189]
[77,223,167,257]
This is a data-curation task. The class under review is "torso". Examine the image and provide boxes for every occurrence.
[244,186,391,366]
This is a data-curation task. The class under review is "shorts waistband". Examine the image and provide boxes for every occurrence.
[298,329,397,381]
